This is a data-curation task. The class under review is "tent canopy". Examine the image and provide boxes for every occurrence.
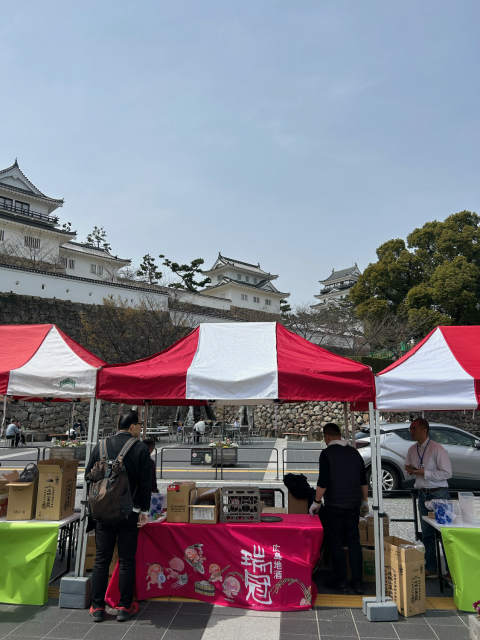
[0,324,105,398]
[376,325,480,411]
[97,322,375,405]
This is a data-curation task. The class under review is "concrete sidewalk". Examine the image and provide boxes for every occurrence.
[0,600,474,640]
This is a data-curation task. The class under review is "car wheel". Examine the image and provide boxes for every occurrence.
[367,464,400,492]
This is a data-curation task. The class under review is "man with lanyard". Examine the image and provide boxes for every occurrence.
[405,417,452,578]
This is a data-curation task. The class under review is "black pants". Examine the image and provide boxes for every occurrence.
[418,487,449,572]
[322,505,362,585]
[91,512,139,609]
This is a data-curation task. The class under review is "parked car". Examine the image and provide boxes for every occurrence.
[355,422,480,491]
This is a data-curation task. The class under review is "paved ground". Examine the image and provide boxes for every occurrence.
[0,600,474,640]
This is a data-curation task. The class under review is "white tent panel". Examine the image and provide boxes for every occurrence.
[376,328,475,410]
[186,322,278,400]
[7,326,98,398]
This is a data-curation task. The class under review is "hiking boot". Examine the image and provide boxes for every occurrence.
[116,601,139,622]
[89,606,105,622]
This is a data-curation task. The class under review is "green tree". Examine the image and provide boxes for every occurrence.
[350,210,480,338]
[280,299,291,315]
[160,255,211,292]
[137,254,162,284]
[86,226,111,252]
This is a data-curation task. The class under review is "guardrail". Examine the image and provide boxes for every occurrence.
[159,446,279,480]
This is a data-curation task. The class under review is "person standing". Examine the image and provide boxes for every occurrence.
[405,417,452,578]
[309,423,369,594]
[193,419,205,444]
[86,410,152,623]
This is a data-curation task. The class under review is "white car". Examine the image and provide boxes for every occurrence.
[355,422,480,491]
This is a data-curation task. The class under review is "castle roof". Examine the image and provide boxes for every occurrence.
[0,160,64,208]
[320,264,360,284]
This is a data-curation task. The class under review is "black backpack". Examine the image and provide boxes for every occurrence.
[87,437,139,524]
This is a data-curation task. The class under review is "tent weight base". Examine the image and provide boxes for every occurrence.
[363,597,398,622]
[59,576,91,609]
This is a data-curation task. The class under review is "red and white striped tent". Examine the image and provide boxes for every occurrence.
[0,324,105,399]
[376,325,480,411]
[97,322,375,404]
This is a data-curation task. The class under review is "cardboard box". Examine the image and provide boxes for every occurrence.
[362,546,376,583]
[6,481,38,520]
[35,459,78,520]
[384,536,426,617]
[167,482,196,523]
[287,491,308,514]
[366,513,389,544]
[359,518,368,545]
[189,488,220,524]
[262,507,287,514]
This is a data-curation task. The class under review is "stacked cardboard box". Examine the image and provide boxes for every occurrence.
[189,488,220,524]
[287,491,308,514]
[35,459,78,520]
[360,514,390,583]
[384,536,426,617]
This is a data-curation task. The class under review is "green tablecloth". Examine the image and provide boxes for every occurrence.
[441,527,480,612]
[0,522,59,605]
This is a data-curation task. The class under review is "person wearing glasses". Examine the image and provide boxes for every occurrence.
[405,417,452,579]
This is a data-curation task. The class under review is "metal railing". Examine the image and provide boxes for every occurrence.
[0,201,57,225]
[159,446,279,480]
[0,444,42,466]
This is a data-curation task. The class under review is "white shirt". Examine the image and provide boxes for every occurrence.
[6,423,19,436]
[405,438,452,489]
[327,439,348,447]
[194,420,205,434]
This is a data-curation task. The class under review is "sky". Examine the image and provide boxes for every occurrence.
[1,1,479,307]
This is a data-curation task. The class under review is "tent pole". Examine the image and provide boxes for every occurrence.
[350,407,356,446]
[375,408,386,601]
[75,398,101,577]
[343,402,349,440]
[0,395,6,437]
[369,402,382,602]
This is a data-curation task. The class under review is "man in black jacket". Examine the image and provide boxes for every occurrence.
[309,423,369,593]
[86,410,151,622]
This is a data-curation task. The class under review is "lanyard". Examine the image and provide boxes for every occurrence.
[417,439,430,468]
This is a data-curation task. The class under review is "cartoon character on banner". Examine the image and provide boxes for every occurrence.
[166,557,188,588]
[209,562,230,584]
[146,563,166,590]
[184,544,205,574]
[222,573,242,601]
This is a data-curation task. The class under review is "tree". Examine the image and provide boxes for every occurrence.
[350,211,480,338]
[86,226,111,252]
[160,255,211,291]
[137,254,162,284]
[280,299,291,315]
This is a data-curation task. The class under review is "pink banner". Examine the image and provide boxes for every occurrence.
[106,514,323,611]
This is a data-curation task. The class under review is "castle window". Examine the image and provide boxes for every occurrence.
[241,294,248,301]
[24,235,40,250]
[236,273,241,280]
[15,201,30,213]
[90,264,97,274]
[0,229,4,241]
[60,256,67,267]
[253,296,260,303]
[265,299,271,306]
[97,265,104,276]
[245,275,250,282]
[68,259,75,269]
[0,197,12,210]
